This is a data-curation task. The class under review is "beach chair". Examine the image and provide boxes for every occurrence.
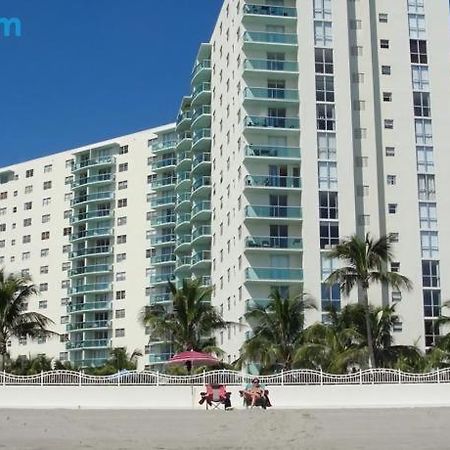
[199,384,232,410]
[239,385,272,409]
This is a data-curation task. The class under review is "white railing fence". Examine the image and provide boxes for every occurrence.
[0,368,449,386]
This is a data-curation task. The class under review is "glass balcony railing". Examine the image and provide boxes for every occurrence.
[69,246,112,258]
[192,105,211,123]
[176,213,191,225]
[70,209,112,224]
[192,251,212,265]
[149,353,172,363]
[66,320,110,331]
[177,131,192,142]
[149,195,176,208]
[72,358,108,368]
[70,228,112,241]
[245,205,302,219]
[150,273,175,284]
[245,236,303,250]
[151,140,178,153]
[154,158,177,169]
[243,4,297,18]
[192,225,212,241]
[176,234,192,247]
[72,173,112,188]
[245,145,300,159]
[192,153,211,168]
[149,234,176,246]
[244,59,298,72]
[192,82,211,99]
[71,191,113,206]
[245,267,303,281]
[243,31,297,45]
[69,264,112,277]
[69,283,112,294]
[176,111,192,125]
[150,214,176,227]
[176,192,191,205]
[150,177,177,189]
[150,254,176,265]
[192,176,211,192]
[192,59,211,77]
[244,116,300,129]
[177,151,191,165]
[192,128,211,145]
[245,175,301,189]
[244,87,299,101]
[177,172,191,184]
[177,256,192,267]
[150,293,171,305]
[72,156,113,172]
[67,301,111,313]
[246,298,272,312]
[66,339,110,350]
[192,201,211,217]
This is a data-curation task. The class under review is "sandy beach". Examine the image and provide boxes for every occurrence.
[0,408,448,450]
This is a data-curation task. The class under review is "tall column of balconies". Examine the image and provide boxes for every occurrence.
[67,145,117,368]
[241,1,302,315]
[148,134,178,365]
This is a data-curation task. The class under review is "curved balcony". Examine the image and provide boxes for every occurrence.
[244,116,300,132]
[66,320,111,332]
[149,195,176,209]
[244,145,300,161]
[192,225,212,246]
[69,246,113,259]
[175,213,191,231]
[150,214,176,228]
[150,176,177,191]
[72,156,114,173]
[66,339,110,350]
[243,31,298,50]
[149,234,176,247]
[70,228,113,242]
[191,82,211,107]
[151,140,178,154]
[175,234,192,253]
[150,272,175,285]
[245,236,303,252]
[70,209,113,225]
[191,201,211,222]
[176,172,191,191]
[153,157,177,172]
[71,191,114,207]
[69,264,112,277]
[192,129,211,152]
[72,173,113,189]
[191,176,211,198]
[244,87,299,106]
[192,59,211,85]
[245,267,303,283]
[191,251,211,270]
[150,254,176,266]
[68,283,112,295]
[149,293,171,305]
[175,192,191,212]
[176,132,192,152]
[175,256,192,273]
[176,111,192,132]
[243,4,297,23]
[244,175,301,190]
[68,301,111,313]
[192,153,211,175]
[176,150,191,171]
[243,59,299,76]
[245,205,302,221]
[191,105,211,129]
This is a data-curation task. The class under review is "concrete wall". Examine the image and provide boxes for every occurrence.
[1,384,450,410]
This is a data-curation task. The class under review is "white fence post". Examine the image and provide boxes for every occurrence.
[40,370,44,387]
[359,369,362,385]
[78,370,82,387]
[281,370,284,386]
[2,370,5,386]
[117,371,120,387]
[156,371,159,387]
[437,369,440,384]
[398,368,401,384]
[202,370,206,387]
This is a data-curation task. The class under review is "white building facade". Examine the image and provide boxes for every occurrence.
[1,0,450,368]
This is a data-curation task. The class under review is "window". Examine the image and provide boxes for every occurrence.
[42,214,50,223]
[118,163,128,172]
[391,291,402,302]
[410,39,427,64]
[388,203,397,214]
[387,175,397,185]
[25,169,34,178]
[61,280,70,289]
[408,0,424,14]
[116,253,126,262]
[389,233,399,243]
[42,197,51,206]
[118,199,127,208]
[64,193,72,201]
[116,272,126,281]
[43,181,52,190]
[44,164,52,173]
[413,92,431,117]
[118,181,128,190]
[115,328,125,338]
[417,146,434,173]
[41,248,49,257]
[41,231,50,240]
[39,300,47,309]
[22,252,30,260]
[119,145,128,154]
[317,133,336,160]
[62,244,71,253]
[317,104,335,130]
[384,119,394,129]
[385,147,395,157]
[350,20,362,30]
[381,65,391,75]
[315,75,334,102]
[380,39,389,49]
[320,221,339,249]
[117,216,127,226]
[318,161,337,189]
[115,309,126,319]
[25,185,33,194]
[314,21,333,46]
[354,128,367,139]
[408,14,426,39]
[422,260,440,288]
[321,284,341,311]
[423,290,440,318]
[39,283,48,292]
[379,13,388,23]
[352,72,364,83]
[0,192,7,200]
[313,0,332,20]
[319,191,338,219]
[116,290,126,300]
[415,119,432,145]
[60,316,69,324]
[22,235,31,243]
[419,203,437,229]
[412,66,429,91]
[383,92,392,102]
[117,235,127,244]
[418,174,436,201]
[0,223,5,232]
[40,266,49,274]
[315,48,333,74]
[23,218,32,227]
[63,227,71,236]
[421,231,439,258]
[391,262,400,273]
[24,202,32,210]
[64,210,71,219]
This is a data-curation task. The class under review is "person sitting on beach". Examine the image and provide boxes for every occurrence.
[244,378,266,407]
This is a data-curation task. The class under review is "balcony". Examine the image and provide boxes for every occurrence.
[67,301,111,313]
[244,145,300,161]
[66,339,110,350]
[243,4,297,24]
[150,176,177,191]
[69,246,112,259]
[245,205,302,220]
[149,234,176,247]
[68,283,112,295]
[245,175,301,190]
[69,264,112,277]
[192,82,211,107]
[149,293,171,305]
[245,236,303,252]
[72,358,108,368]
[246,298,272,312]
[175,213,191,231]
[70,209,113,225]
[153,157,177,171]
[175,192,191,212]
[66,320,110,332]
[244,116,300,132]
[243,31,297,50]
[176,150,191,171]
[71,191,114,206]
[150,273,175,285]
[176,172,191,191]
[149,195,176,209]
[72,156,114,173]
[149,353,172,364]
[192,251,212,269]
[177,132,192,152]
[243,59,298,76]
[175,234,192,253]
[244,87,299,105]
[192,153,211,175]
[192,176,211,198]
[191,105,211,129]
[176,111,192,131]
[191,201,211,222]
[176,256,192,272]
[245,267,303,283]
[150,214,176,227]
[151,140,178,154]
[192,128,211,152]
[192,225,212,245]
[150,254,176,265]
[72,173,113,189]
[70,228,113,242]
[192,59,211,84]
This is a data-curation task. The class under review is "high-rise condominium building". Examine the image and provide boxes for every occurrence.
[1,0,449,369]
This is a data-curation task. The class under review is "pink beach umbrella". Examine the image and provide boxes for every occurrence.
[167,350,220,374]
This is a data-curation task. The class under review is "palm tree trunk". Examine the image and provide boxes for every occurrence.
[363,287,376,369]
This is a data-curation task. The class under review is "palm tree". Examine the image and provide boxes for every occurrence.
[326,233,412,368]
[239,289,315,372]
[108,347,142,371]
[0,270,56,370]
[141,278,225,369]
